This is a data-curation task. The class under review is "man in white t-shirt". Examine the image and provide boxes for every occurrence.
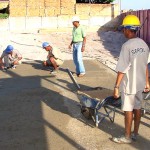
[0,45,22,71]
[112,15,150,144]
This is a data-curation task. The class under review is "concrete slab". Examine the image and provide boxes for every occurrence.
[0,60,149,150]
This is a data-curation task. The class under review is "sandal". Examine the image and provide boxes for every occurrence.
[131,133,139,141]
[112,135,132,144]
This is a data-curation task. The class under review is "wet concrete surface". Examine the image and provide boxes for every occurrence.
[0,60,149,150]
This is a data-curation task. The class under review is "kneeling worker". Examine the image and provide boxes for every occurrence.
[42,42,64,74]
[0,45,22,71]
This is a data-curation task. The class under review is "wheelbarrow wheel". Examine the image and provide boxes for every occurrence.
[81,106,94,120]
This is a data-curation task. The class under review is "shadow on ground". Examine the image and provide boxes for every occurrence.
[0,61,86,150]
[0,60,149,150]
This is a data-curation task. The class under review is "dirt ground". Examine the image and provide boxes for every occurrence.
[0,30,127,71]
[0,60,149,150]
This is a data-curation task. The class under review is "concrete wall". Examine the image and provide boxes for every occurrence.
[0,15,121,32]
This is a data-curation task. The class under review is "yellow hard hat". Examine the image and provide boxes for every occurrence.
[122,15,141,26]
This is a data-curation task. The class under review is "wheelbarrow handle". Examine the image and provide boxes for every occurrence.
[66,68,81,90]
[143,91,150,100]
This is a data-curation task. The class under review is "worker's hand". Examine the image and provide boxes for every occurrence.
[13,60,19,65]
[42,61,47,66]
[81,46,85,52]
[1,65,5,69]
[2,67,7,72]
[144,83,150,93]
[113,87,120,99]
[18,57,22,61]
[68,44,72,50]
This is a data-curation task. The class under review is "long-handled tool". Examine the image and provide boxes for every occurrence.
[66,68,80,90]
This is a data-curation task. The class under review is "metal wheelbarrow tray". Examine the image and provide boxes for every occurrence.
[77,87,121,127]
[142,92,150,115]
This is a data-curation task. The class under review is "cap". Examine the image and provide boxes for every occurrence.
[42,42,50,48]
[5,45,14,53]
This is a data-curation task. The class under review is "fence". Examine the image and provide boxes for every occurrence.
[122,9,150,44]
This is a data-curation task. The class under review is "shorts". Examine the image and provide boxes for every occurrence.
[4,56,20,67]
[47,58,63,66]
[121,91,143,111]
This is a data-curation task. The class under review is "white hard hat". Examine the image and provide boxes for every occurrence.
[72,16,80,22]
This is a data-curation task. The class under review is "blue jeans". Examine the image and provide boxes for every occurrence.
[73,42,85,74]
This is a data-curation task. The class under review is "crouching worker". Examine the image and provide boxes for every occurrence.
[0,45,22,71]
[42,42,64,74]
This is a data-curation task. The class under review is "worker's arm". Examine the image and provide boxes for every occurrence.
[69,41,73,49]
[144,65,150,92]
[0,57,5,69]
[13,57,22,65]
[16,50,22,61]
[113,71,125,98]
[81,37,86,52]
[17,57,22,61]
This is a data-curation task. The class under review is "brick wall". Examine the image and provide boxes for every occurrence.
[60,0,75,15]
[9,0,119,17]
[9,0,61,16]
[9,0,76,17]
[76,4,119,17]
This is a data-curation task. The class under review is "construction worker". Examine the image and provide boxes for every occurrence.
[69,16,86,77]
[42,42,64,74]
[0,45,22,71]
[112,15,150,143]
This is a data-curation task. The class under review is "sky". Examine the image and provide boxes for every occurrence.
[114,0,150,10]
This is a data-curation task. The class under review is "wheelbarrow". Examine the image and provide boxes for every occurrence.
[67,68,121,127]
